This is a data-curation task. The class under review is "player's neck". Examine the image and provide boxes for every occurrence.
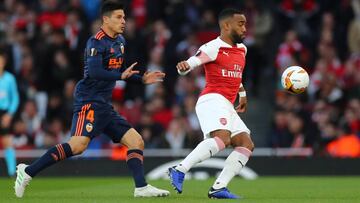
[219,35,235,47]
[101,26,117,38]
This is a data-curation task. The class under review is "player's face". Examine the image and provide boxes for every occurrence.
[107,9,126,34]
[229,14,246,44]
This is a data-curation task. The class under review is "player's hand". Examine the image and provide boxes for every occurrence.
[1,113,12,128]
[235,96,247,113]
[142,71,166,84]
[176,61,190,72]
[121,62,140,80]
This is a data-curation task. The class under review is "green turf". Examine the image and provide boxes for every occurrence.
[1,176,359,203]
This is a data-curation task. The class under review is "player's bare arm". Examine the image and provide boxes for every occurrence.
[235,84,247,113]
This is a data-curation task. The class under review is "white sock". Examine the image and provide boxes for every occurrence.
[175,137,225,173]
[212,147,252,189]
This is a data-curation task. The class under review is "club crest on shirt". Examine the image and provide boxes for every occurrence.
[86,123,93,132]
[220,118,227,125]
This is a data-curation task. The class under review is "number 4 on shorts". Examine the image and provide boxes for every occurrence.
[86,110,94,123]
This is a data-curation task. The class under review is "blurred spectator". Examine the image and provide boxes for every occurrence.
[176,33,199,61]
[287,112,305,148]
[348,0,360,54]
[135,111,164,149]
[117,99,142,126]
[278,0,319,43]
[326,129,360,158]
[164,117,189,153]
[63,79,76,124]
[276,30,308,76]
[145,47,165,100]
[147,20,171,52]
[0,7,9,45]
[10,1,36,39]
[21,100,42,146]
[148,96,172,129]
[243,0,273,96]
[12,119,30,149]
[37,0,67,29]
[268,109,292,147]
[131,0,147,28]
[315,73,344,105]
[46,93,65,121]
[50,49,75,92]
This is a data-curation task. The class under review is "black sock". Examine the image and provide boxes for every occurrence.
[25,143,73,177]
[126,149,147,188]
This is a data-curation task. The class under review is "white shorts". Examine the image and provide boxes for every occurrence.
[195,93,251,139]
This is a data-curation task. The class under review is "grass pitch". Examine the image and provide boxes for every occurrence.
[1,176,359,203]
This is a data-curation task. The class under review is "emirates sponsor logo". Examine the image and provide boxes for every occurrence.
[221,64,243,78]
[221,69,242,78]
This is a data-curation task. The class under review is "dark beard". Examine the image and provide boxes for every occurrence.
[230,30,244,44]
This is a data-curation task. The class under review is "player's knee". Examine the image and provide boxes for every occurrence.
[231,133,255,151]
[247,139,255,151]
[135,137,145,150]
[127,136,144,150]
[68,142,88,155]
[239,138,254,151]
[221,136,231,147]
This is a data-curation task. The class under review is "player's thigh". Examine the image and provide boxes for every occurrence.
[195,94,233,139]
[70,103,109,139]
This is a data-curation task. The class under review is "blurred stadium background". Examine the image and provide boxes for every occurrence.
[0,0,360,201]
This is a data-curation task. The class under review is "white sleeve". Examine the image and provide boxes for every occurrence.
[179,42,219,75]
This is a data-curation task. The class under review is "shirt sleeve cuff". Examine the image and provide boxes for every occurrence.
[186,56,201,69]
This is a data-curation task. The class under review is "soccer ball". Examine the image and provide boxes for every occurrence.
[281,66,309,94]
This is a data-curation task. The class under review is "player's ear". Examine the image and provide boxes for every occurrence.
[220,19,231,31]
[102,15,110,24]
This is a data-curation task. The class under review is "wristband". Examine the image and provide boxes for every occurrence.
[238,91,246,97]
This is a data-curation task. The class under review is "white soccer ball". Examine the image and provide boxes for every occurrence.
[281,66,309,94]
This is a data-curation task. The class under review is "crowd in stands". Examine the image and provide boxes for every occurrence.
[270,0,360,157]
[0,0,359,157]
